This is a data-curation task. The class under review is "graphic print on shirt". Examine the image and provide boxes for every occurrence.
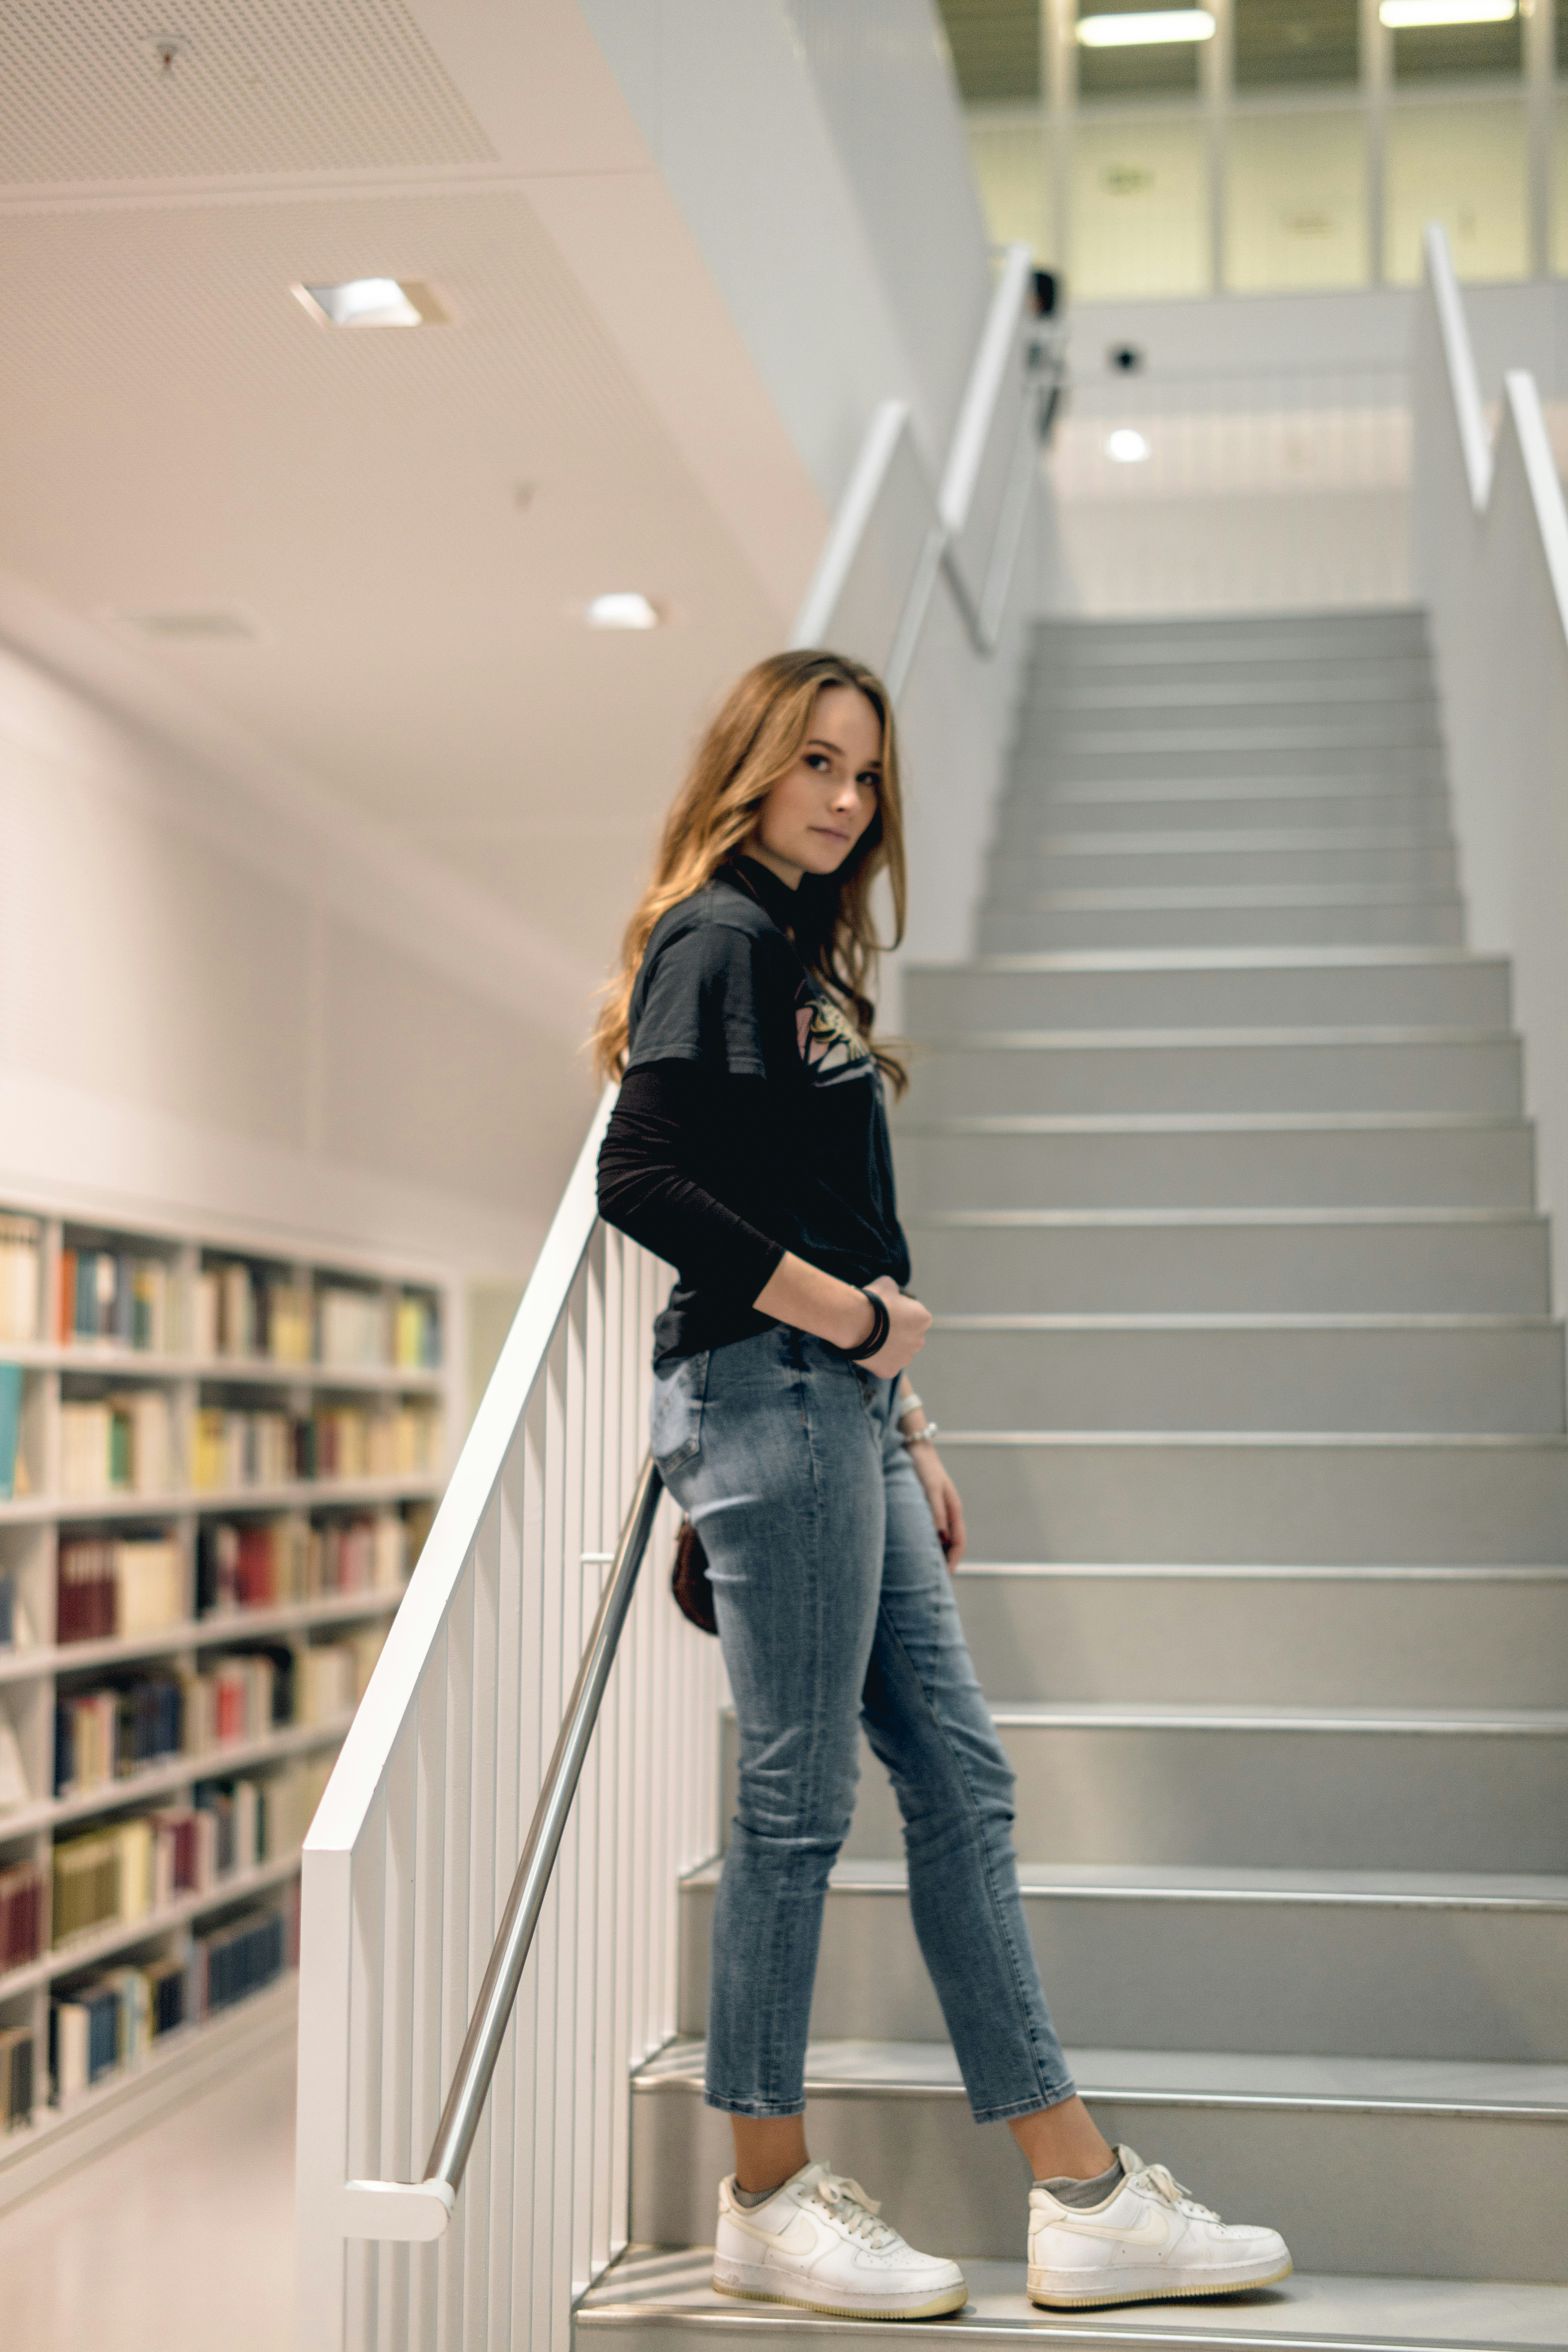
[796,983,872,1085]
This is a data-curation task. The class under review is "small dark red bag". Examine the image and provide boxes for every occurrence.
[671,1519,717,1635]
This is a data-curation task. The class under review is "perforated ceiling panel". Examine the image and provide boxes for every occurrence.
[2,0,495,184]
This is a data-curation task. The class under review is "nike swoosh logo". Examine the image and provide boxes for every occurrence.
[729,2209,818,2255]
[1052,2207,1171,2249]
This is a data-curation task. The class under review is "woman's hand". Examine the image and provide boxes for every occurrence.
[908,1437,966,1570]
[859,1274,931,1378]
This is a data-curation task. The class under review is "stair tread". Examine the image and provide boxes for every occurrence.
[1020,831,1455,854]
[721,1695,1568,1733]
[580,2248,1568,2348]
[1000,889,1462,912]
[912,1027,1513,1050]
[634,2037,1568,2114]
[928,1312,1559,1331]
[953,1560,1568,1580]
[906,951,1501,974]
[681,1857,1568,1909]
[900,1112,1530,1133]
[908,1209,1545,1229]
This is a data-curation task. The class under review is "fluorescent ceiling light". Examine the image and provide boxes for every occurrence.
[1078,9,1214,46]
[1379,0,1514,20]
[292,278,446,328]
[586,593,661,630]
[1106,428,1152,462]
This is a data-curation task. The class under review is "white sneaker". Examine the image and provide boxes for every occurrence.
[1028,2145,1292,2308]
[714,2159,968,2320]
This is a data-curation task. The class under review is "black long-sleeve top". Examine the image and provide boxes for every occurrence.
[596,859,909,1362]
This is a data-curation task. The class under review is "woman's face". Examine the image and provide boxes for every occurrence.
[745,685,882,889]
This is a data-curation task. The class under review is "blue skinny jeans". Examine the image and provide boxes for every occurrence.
[651,1324,1076,2124]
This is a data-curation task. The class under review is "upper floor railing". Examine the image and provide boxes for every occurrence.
[294,242,1048,2352]
[1412,224,1568,1312]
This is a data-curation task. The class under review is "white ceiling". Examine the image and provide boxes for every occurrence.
[0,1,827,978]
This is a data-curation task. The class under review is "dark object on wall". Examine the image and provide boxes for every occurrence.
[1032,269,1060,319]
[1109,344,1145,374]
[672,1519,717,1635]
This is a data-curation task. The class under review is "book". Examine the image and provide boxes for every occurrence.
[60,1391,172,1498]
[57,1532,182,1642]
[0,1215,41,1344]
[319,1286,389,1369]
[0,2024,34,2127]
[0,1362,22,1502]
[0,1855,43,1965]
[0,1710,28,1811]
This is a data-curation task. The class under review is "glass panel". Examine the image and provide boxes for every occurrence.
[967,106,1055,256]
[1234,0,1359,90]
[1225,108,1370,289]
[1553,96,1568,276]
[1392,14,1522,84]
[1077,0,1203,101]
[937,0,1042,103]
[1384,99,1528,282]
[1071,112,1212,294]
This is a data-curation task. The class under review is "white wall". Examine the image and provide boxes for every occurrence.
[0,628,597,1286]
[578,0,993,499]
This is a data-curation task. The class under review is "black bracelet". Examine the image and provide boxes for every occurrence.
[834,1287,891,1363]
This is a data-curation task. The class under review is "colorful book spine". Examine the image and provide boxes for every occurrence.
[0,1216,41,1344]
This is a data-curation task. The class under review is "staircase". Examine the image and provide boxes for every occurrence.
[578,609,1568,2347]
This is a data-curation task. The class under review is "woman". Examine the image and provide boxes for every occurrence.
[596,650,1291,2320]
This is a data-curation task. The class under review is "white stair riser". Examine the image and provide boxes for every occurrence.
[903,961,1511,1032]
[676,1878,1568,2063]
[1033,614,1427,657]
[895,1124,1535,1212]
[945,1434,1568,1563]
[1025,663,1436,702]
[771,1718,1568,1873]
[977,902,1465,953]
[1015,748,1446,783]
[628,2078,1568,2279]
[903,1037,1519,1120]
[1018,718,1443,758]
[920,1321,1566,1435]
[997,787,1449,835]
[986,844,1458,891]
[909,1216,1551,1314]
[953,1569,1568,1708]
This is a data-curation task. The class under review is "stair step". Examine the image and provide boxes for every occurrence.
[903,952,1511,1034]
[675,1859,1568,2062]
[1014,747,1446,784]
[1024,663,1437,703]
[1018,712,1442,754]
[920,1315,1565,1434]
[907,1210,1551,1314]
[902,1029,1519,1119]
[951,1563,1568,1708]
[579,2250,1568,2351]
[1030,609,1427,659]
[626,2039,1568,2279]
[977,895,1465,954]
[999,788,1451,836]
[715,1701,1568,1874]
[940,1429,1568,1564]
[894,1115,1535,1213]
[987,841,1459,891]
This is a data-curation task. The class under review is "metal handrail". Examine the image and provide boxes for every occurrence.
[338,1455,666,2242]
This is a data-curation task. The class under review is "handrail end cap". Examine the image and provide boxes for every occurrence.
[341,2177,455,2241]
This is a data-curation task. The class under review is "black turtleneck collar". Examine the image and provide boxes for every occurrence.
[726,854,799,937]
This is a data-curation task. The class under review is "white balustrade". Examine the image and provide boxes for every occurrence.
[1412,224,1568,1311]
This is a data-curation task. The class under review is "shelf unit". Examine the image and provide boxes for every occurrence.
[0,1189,455,2162]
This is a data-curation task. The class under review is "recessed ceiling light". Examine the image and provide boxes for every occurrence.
[1378,0,1513,21]
[1078,8,1215,44]
[586,593,661,631]
[1106,429,1152,463]
[292,278,447,328]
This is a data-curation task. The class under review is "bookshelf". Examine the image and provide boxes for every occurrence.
[0,1193,454,2186]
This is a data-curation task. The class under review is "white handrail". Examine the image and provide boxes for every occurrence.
[1412,224,1568,1312]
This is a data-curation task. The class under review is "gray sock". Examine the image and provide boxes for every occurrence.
[732,2180,778,2209]
[1038,2156,1124,2211]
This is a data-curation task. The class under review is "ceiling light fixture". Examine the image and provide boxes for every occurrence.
[1078,9,1215,46]
[1106,429,1152,463]
[586,593,661,630]
[1378,0,1513,20]
[292,278,447,328]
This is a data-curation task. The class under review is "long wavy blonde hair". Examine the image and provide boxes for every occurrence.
[593,649,908,1089]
